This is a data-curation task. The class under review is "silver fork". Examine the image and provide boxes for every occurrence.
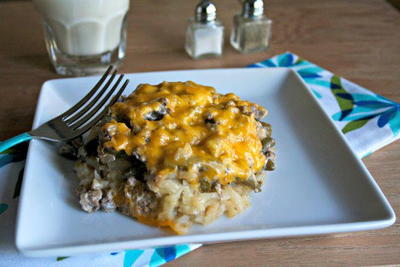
[0,66,129,153]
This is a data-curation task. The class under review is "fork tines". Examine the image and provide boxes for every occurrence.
[62,66,129,135]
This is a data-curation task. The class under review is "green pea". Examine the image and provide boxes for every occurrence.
[265,159,275,171]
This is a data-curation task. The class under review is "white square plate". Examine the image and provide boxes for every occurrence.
[16,68,395,257]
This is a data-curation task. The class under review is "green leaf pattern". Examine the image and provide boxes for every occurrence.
[329,75,400,135]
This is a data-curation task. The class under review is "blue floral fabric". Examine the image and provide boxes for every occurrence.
[0,52,398,267]
[250,52,400,157]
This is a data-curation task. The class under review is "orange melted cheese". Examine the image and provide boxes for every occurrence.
[103,81,267,185]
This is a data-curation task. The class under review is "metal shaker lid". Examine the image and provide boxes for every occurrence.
[195,0,217,23]
[242,0,264,18]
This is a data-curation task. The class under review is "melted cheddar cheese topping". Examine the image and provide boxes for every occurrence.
[103,81,267,185]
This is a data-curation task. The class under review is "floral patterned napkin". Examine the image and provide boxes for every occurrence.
[0,52,398,266]
[250,52,400,158]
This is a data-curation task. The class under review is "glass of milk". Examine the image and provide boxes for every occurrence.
[33,0,130,76]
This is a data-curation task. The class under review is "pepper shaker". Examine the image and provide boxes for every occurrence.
[185,0,224,59]
[230,0,272,53]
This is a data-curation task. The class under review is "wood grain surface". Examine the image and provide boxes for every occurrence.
[0,0,399,265]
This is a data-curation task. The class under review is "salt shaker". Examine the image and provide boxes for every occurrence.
[185,0,224,59]
[230,0,272,54]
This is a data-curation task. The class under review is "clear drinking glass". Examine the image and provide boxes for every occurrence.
[33,0,130,76]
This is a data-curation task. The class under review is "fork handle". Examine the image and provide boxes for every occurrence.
[0,133,32,153]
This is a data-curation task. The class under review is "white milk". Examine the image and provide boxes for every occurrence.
[33,0,129,56]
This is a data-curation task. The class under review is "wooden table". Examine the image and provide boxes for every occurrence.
[1,0,399,265]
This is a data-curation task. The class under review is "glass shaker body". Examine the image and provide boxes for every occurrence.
[231,14,272,54]
[185,19,224,59]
